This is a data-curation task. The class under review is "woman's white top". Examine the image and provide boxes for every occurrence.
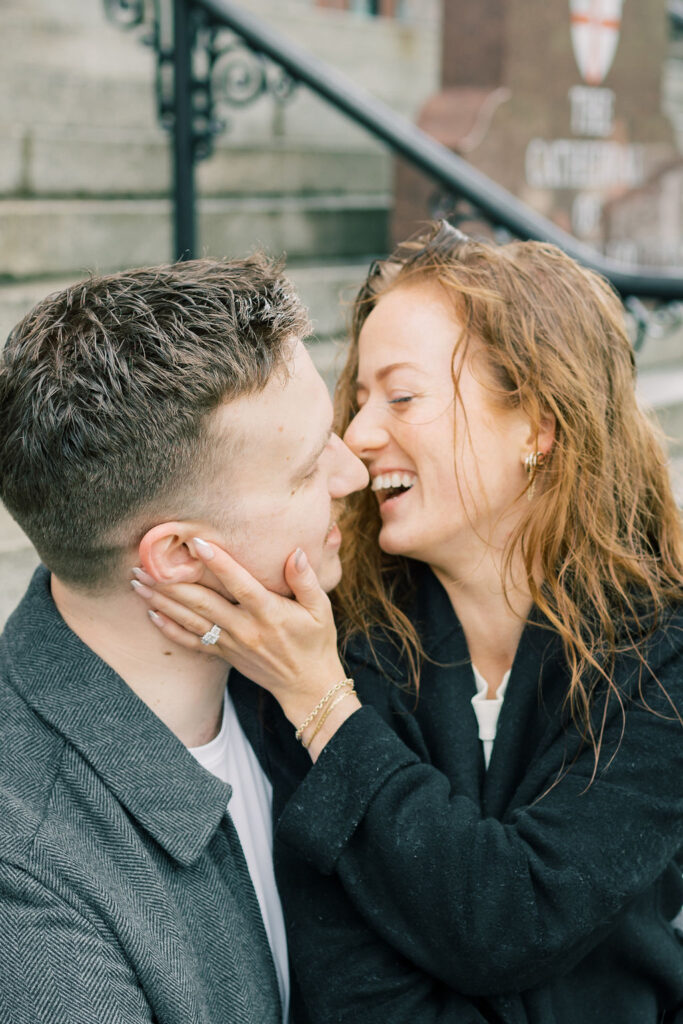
[470,665,511,768]
[189,688,290,1023]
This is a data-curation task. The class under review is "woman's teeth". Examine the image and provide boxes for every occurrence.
[371,472,416,492]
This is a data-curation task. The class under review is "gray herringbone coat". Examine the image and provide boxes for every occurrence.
[0,566,283,1024]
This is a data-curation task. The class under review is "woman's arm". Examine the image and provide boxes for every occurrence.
[277,841,516,1024]
[275,641,683,996]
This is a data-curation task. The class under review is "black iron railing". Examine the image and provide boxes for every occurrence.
[670,0,683,32]
[104,0,683,304]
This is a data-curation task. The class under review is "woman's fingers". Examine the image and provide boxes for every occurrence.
[191,538,269,610]
[132,580,213,635]
[131,579,232,660]
[148,608,234,662]
[129,541,343,721]
[147,609,214,654]
[284,548,331,620]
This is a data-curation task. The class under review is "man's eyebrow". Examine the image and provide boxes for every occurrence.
[292,426,333,481]
[356,361,426,390]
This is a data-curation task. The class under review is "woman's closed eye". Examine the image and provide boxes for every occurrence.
[388,395,415,406]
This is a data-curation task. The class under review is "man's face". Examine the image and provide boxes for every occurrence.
[198,340,369,595]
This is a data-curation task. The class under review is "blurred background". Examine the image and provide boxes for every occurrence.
[1,0,682,625]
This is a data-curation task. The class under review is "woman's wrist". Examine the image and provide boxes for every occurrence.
[287,664,362,761]
[294,677,353,742]
[277,658,348,727]
[305,691,362,763]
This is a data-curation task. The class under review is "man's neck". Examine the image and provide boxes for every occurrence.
[50,574,229,747]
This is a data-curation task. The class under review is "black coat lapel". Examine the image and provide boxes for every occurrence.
[399,564,486,801]
[483,615,567,819]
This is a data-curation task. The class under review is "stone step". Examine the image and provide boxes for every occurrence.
[0,17,157,132]
[0,261,370,346]
[0,279,71,346]
[0,63,389,150]
[636,363,683,453]
[0,502,39,630]
[288,266,367,341]
[0,66,396,150]
[0,547,41,632]
[662,57,683,151]
[0,194,390,279]
[673,454,683,507]
[0,0,437,144]
[0,502,30,557]
[632,316,683,371]
[0,127,390,200]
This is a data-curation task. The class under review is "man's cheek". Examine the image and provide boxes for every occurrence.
[244,536,296,596]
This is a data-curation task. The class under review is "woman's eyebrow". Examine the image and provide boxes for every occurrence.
[356,361,427,390]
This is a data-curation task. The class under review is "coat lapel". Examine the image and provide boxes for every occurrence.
[389,565,486,801]
[1,566,232,866]
[483,613,567,819]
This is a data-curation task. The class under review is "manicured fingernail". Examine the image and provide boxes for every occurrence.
[131,579,153,598]
[294,547,308,571]
[148,609,163,626]
[192,537,215,560]
[132,566,156,586]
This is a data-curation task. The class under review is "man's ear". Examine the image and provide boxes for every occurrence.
[138,523,206,584]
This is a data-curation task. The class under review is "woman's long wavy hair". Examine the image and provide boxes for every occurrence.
[332,221,683,760]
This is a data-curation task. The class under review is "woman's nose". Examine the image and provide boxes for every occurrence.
[343,405,390,458]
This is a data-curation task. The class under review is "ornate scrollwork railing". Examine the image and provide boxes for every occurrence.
[103,0,683,311]
[103,0,149,27]
[104,0,295,164]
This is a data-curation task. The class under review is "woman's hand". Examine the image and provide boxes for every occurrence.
[131,539,360,758]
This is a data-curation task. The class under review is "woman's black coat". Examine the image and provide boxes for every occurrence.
[232,566,683,1024]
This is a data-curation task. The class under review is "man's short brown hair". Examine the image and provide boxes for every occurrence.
[0,254,310,590]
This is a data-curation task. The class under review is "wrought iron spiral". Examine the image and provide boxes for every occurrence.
[210,37,297,111]
[103,0,148,28]
[211,43,269,107]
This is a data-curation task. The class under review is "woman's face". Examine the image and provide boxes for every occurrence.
[343,281,538,569]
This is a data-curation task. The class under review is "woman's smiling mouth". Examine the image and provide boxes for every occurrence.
[371,471,417,505]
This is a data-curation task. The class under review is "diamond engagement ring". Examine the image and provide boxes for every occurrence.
[200,624,222,646]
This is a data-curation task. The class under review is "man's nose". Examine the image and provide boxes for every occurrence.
[329,433,369,497]
[343,404,390,460]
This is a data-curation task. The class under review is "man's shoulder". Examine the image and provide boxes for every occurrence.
[0,568,96,869]
[0,665,66,866]
[0,566,100,865]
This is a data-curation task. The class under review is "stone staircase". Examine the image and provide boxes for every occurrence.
[0,0,440,623]
[636,322,683,508]
[0,0,442,341]
[1,0,682,627]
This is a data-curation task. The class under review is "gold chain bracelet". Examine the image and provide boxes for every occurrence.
[294,678,354,742]
[301,688,357,750]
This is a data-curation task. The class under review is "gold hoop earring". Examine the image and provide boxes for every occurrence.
[524,450,545,501]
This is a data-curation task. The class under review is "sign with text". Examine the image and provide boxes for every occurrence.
[394,0,680,267]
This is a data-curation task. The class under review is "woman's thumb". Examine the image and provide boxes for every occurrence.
[284,547,326,614]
